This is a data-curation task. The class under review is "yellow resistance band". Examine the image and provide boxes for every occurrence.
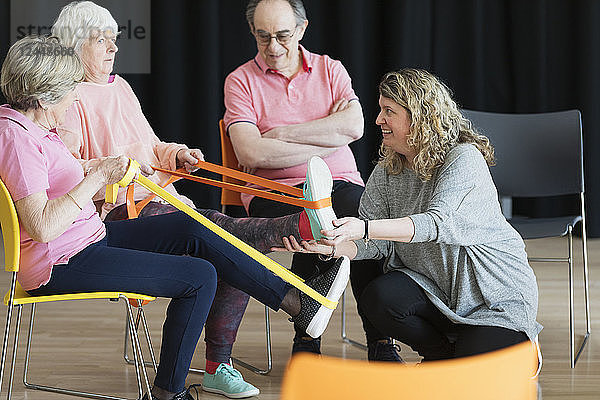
[106,159,337,310]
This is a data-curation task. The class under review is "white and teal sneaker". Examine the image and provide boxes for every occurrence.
[304,156,337,240]
[202,363,259,398]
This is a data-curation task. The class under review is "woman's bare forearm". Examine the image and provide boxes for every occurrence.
[15,169,106,242]
[15,156,130,243]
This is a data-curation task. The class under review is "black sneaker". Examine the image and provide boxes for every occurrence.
[292,335,322,355]
[141,385,199,400]
[290,256,349,338]
[179,384,201,399]
[367,339,403,362]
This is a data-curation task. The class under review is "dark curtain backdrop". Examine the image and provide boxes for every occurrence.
[1,1,599,235]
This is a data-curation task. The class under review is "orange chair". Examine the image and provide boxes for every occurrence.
[219,119,245,209]
[280,341,538,400]
[218,119,273,375]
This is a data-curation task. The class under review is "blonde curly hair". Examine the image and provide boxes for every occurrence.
[377,69,495,180]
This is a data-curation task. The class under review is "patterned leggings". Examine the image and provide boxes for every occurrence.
[105,202,302,363]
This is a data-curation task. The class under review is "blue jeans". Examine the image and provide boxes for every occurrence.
[28,211,291,392]
[104,202,302,364]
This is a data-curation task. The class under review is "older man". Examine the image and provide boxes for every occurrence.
[224,0,400,361]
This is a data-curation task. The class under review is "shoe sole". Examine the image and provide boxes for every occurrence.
[305,256,350,338]
[202,386,260,399]
[305,156,337,239]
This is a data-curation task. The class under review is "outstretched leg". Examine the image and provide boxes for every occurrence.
[199,209,304,253]
[105,202,306,254]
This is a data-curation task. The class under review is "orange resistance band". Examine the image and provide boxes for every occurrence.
[125,160,332,219]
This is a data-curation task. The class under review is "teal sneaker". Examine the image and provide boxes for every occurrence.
[202,363,259,398]
[304,156,337,240]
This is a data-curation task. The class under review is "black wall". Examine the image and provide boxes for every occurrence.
[1,1,599,235]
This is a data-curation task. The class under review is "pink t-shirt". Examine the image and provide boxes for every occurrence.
[0,106,106,291]
[224,46,364,209]
[57,75,194,219]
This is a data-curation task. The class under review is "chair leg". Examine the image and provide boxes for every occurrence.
[123,313,132,364]
[128,313,144,399]
[6,305,22,400]
[582,223,592,336]
[22,303,36,390]
[124,297,152,399]
[0,273,17,395]
[572,206,591,367]
[528,218,590,368]
[123,305,173,373]
[124,320,207,375]
[581,193,592,335]
[122,293,273,376]
[232,305,273,375]
[568,226,575,368]
[124,303,145,399]
[340,290,367,350]
[22,300,150,400]
[136,301,158,373]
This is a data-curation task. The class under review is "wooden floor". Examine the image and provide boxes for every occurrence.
[0,237,598,399]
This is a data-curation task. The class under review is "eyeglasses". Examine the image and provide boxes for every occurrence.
[254,26,299,46]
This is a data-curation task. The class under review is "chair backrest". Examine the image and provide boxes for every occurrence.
[461,109,583,197]
[0,178,20,272]
[280,341,537,400]
[218,119,244,207]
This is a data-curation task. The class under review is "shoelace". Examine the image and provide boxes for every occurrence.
[386,343,402,355]
[216,364,243,382]
[375,341,402,360]
[182,383,201,399]
[531,336,542,379]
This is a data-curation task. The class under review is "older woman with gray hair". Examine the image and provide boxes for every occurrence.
[51,2,289,397]
[0,35,349,400]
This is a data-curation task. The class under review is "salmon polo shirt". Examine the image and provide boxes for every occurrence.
[223,45,364,210]
[0,105,105,291]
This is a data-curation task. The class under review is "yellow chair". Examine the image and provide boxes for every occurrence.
[218,119,273,375]
[280,341,538,400]
[0,178,156,400]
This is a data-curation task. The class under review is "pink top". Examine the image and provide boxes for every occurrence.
[224,46,364,209]
[0,106,106,291]
[57,75,195,219]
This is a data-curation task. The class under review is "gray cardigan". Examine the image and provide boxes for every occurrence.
[354,143,542,340]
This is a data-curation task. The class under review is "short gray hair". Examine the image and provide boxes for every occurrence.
[1,36,84,111]
[246,0,307,31]
[52,1,119,53]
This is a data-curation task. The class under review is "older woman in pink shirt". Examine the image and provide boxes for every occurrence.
[50,2,316,397]
[0,36,348,400]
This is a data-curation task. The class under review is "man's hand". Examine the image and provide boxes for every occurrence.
[261,125,282,140]
[177,148,204,172]
[330,98,350,114]
[241,164,256,174]
[263,98,351,141]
